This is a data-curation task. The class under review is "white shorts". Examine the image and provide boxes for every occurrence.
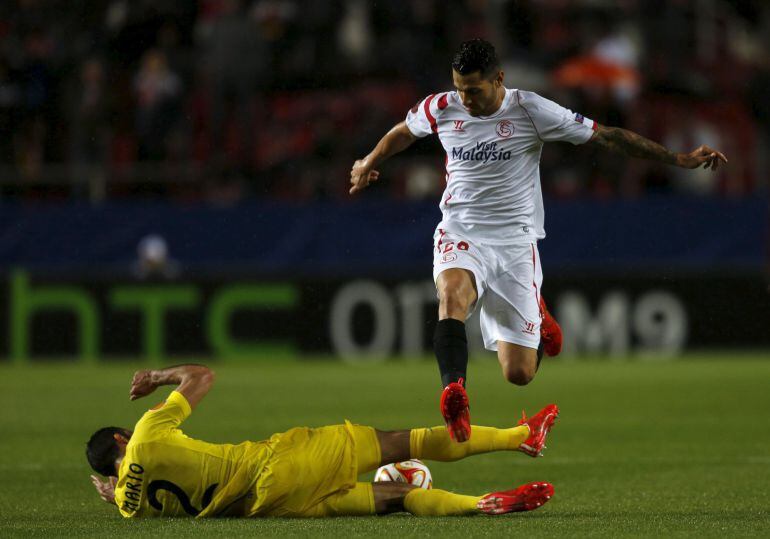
[432,229,543,351]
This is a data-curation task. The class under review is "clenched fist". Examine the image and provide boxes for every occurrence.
[349,158,380,194]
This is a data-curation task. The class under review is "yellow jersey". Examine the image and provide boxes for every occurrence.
[114,391,272,518]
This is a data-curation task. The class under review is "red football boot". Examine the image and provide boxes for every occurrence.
[539,297,562,356]
[517,404,559,457]
[477,482,554,514]
[440,378,471,442]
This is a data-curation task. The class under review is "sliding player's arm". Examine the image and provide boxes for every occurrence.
[349,121,417,194]
[128,364,215,410]
[589,124,728,170]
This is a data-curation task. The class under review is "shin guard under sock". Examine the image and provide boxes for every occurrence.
[410,425,530,462]
[433,318,468,388]
[403,488,481,516]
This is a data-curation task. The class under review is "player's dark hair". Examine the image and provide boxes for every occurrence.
[452,39,500,79]
[86,427,130,477]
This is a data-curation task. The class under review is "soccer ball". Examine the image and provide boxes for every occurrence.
[374,459,433,489]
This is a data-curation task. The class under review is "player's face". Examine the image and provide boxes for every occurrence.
[452,69,504,116]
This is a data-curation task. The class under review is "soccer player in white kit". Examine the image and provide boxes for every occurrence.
[349,39,727,443]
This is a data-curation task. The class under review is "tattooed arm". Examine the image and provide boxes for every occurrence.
[589,124,728,170]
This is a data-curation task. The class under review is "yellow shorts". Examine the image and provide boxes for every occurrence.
[246,421,380,517]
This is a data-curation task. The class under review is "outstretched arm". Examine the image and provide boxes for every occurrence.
[589,124,728,170]
[128,364,215,410]
[349,121,417,194]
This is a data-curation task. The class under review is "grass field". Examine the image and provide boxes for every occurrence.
[2,354,769,537]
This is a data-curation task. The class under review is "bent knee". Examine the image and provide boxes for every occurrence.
[501,364,536,386]
[498,343,538,385]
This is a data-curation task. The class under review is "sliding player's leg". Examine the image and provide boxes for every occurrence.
[330,425,557,517]
[408,424,531,461]
[365,421,546,466]
[352,403,559,478]
[359,426,526,468]
[307,479,554,517]
[316,481,553,517]
[412,403,559,460]
[259,421,547,518]
[354,424,529,472]
[382,481,554,516]
[398,483,481,516]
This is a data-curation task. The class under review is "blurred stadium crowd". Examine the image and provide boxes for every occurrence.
[1,0,768,202]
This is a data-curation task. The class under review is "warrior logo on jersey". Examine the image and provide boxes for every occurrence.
[574,113,585,124]
[496,119,514,138]
[522,321,536,335]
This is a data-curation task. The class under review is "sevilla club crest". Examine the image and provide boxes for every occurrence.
[496,119,514,138]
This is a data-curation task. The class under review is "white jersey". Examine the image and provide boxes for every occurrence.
[405,88,597,244]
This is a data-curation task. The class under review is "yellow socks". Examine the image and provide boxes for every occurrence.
[401,425,530,516]
[410,425,529,462]
[403,488,481,516]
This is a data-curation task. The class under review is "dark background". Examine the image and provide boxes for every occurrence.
[1,0,768,360]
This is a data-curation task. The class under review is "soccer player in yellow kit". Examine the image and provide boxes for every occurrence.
[87,364,559,518]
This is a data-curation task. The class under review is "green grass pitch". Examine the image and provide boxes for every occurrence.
[1,354,769,537]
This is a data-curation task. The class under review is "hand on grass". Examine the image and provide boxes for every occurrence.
[90,475,116,505]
